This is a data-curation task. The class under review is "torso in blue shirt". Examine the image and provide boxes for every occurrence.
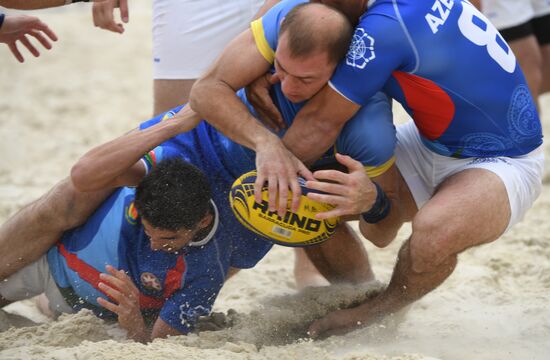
[47,117,273,333]
[330,0,542,158]
[213,0,397,179]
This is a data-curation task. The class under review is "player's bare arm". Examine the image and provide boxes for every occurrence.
[306,154,406,247]
[71,106,201,191]
[0,0,65,9]
[283,85,360,165]
[190,30,312,215]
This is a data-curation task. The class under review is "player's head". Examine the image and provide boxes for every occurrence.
[135,158,213,253]
[275,3,353,103]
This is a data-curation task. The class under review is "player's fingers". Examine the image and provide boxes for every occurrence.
[29,30,52,50]
[254,172,266,205]
[296,161,314,181]
[267,174,278,212]
[277,176,289,216]
[98,282,123,303]
[268,73,280,85]
[305,180,348,196]
[257,107,281,131]
[306,192,347,207]
[97,297,119,313]
[313,207,346,220]
[289,176,302,213]
[8,42,24,63]
[19,35,40,57]
[263,101,284,129]
[336,153,364,172]
[31,20,58,42]
[119,0,130,23]
[312,169,350,184]
[104,266,134,294]
[95,4,123,33]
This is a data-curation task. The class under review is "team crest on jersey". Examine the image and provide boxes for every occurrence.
[346,28,376,69]
[141,272,162,292]
[125,201,139,225]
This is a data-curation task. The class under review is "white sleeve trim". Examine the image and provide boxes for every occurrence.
[328,81,360,105]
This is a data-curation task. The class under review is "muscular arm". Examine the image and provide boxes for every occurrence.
[283,85,360,165]
[190,29,311,213]
[71,106,200,191]
[190,30,276,153]
[359,164,406,247]
[0,0,65,9]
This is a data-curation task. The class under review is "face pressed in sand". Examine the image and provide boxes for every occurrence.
[142,214,212,253]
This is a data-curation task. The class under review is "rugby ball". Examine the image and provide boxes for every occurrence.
[229,171,339,247]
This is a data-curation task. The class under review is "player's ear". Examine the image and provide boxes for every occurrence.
[197,212,213,230]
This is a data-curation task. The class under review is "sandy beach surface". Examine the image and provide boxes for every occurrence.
[1,3,550,359]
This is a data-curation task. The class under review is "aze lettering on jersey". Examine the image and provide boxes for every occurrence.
[425,0,454,34]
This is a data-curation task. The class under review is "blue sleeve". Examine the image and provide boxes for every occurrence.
[329,14,415,105]
[139,105,186,131]
[158,251,225,333]
[138,105,186,173]
[250,0,308,64]
[0,14,5,29]
[335,92,396,177]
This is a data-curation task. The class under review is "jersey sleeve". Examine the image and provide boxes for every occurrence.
[158,273,224,334]
[250,0,307,64]
[329,13,415,105]
[138,105,187,174]
[158,248,226,334]
[335,92,396,178]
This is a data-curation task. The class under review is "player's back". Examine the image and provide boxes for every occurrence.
[331,0,542,158]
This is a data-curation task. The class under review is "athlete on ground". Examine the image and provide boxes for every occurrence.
[191,0,544,338]
[0,3,396,338]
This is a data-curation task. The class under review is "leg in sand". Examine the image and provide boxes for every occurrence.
[0,178,111,280]
[309,168,511,337]
[302,222,375,287]
[153,79,195,116]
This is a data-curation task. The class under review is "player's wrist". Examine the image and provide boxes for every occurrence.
[361,182,391,224]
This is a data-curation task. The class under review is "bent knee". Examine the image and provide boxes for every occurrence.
[409,214,456,273]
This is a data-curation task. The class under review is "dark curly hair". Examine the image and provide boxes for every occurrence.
[134,158,211,231]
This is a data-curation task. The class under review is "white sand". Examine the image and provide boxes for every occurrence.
[1,3,550,360]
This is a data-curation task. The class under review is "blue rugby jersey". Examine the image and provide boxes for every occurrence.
[329,0,542,157]
[47,113,273,333]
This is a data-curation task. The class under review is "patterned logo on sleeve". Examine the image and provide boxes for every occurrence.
[346,28,376,69]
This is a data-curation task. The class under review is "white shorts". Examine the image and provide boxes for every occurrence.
[482,0,550,30]
[0,255,73,315]
[152,0,264,79]
[395,121,544,232]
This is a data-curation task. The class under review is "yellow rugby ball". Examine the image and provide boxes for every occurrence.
[229,171,340,247]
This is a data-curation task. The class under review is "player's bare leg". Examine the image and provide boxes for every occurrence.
[304,222,375,285]
[293,248,330,289]
[153,79,195,116]
[309,168,511,337]
[509,36,543,108]
[540,43,550,94]
[0,178,112,280]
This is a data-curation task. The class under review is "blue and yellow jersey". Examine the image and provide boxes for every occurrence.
[330,0,542,158]
[205,0,397,179]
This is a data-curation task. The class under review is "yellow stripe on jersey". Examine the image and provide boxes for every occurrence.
[251,19,275,64]
[365,156,396,178]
